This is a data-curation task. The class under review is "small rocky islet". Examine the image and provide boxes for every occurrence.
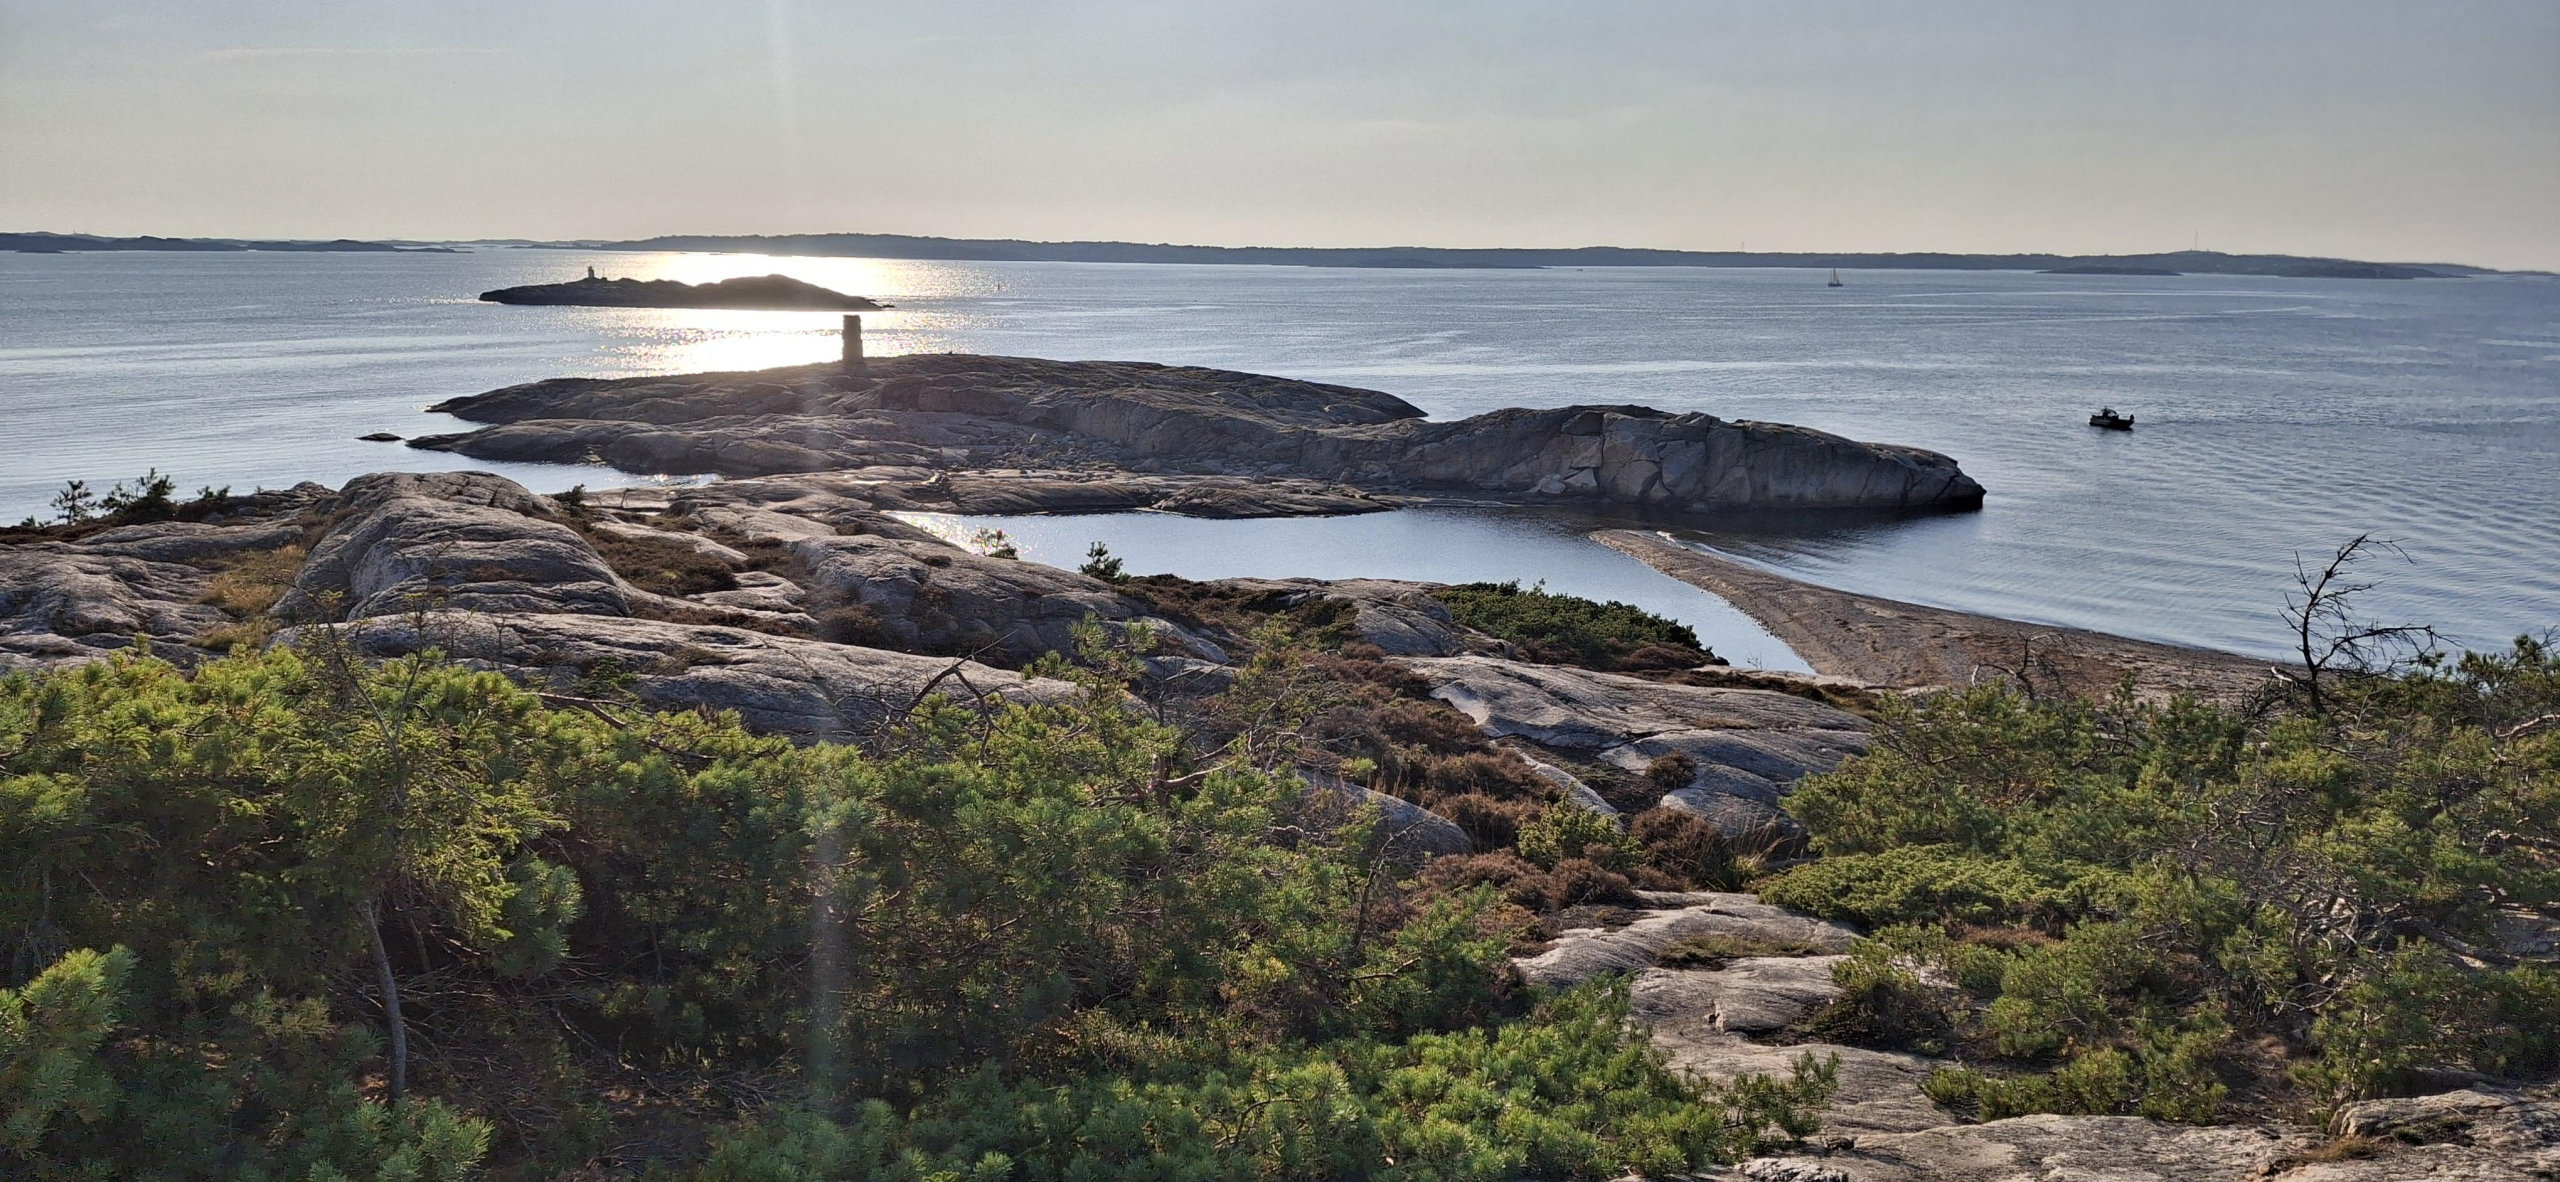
[476,271,890,310]
[5,358,2546,1179]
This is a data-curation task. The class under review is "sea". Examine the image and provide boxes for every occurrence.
[3,248,2554,668]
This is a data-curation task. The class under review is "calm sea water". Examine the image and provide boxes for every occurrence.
[3,249,2554,660]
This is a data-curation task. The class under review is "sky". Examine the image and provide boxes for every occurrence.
[4,1,2557,269]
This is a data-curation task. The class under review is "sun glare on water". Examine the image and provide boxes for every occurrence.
[584,253,991,375]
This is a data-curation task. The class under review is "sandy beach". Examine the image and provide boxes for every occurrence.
[1595,529,2277,701]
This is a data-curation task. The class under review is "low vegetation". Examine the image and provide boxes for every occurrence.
[6,472,236,539]
[1435,581,1715,671]
[0,636,1833,1179]
[1656,933,1835,970]
[192,543,309,651]
[577,523,740,597]
[1759,635,2560,1122]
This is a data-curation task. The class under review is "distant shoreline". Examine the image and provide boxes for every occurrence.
[0,232,456,254]
[5,229,2511,278]
[536,234,2502,279]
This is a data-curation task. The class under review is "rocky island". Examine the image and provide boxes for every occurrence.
[410,354,1987,514]
[477,271,891,310]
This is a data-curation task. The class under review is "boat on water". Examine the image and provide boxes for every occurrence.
[2089,407,2135,431]
[1826,269,1844,288]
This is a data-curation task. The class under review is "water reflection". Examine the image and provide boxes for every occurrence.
[562,254,1003,374]
[894,506,1815,673]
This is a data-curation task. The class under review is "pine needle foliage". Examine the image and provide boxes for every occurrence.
[1765,638,2560,1120]
[0,640,1831,1178]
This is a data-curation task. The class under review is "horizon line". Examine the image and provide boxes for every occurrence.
[5,228,2530,275]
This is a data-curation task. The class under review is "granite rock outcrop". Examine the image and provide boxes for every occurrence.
[286,611,1075,739]
[1400,654,1871,841]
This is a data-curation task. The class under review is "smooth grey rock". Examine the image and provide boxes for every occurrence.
[693,570,808,614]
[282,611,1075,740]
[1514,894,1857,989]
[1140,656,1236,696]
[1407,654,1865,753]
[788,533,1225,668]
[690,502,845,542]
[0,546,228,671]
[1629,958,1847,1035]
[1705,1086,2560,1181]
[1658,1027,1952,1139]
[1658,790,1800,846]
[1736,1157,1848,1182]
[277,472,628,622]
[1778,1115,2299,1180]
[938,472,1395,519]
[1403,654,1868,838]
[75,518,305,564]
[1328,580,1471,657]
[2304,1089,2560,1180]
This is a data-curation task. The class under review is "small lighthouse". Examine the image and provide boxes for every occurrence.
[841,314,864,372]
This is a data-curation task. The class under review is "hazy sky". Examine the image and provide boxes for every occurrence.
[5,1,2557,267]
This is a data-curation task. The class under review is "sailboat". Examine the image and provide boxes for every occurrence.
[1826,269,1844,288]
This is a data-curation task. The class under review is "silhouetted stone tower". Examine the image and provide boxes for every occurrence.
[841,314,865,372]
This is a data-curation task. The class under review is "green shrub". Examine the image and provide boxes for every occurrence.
[1436,582,1712,671]
[1774,636,2560,1119]
[1919,1017,2228,1124]
[1756,846,2093,929]
[1630,808,1742,891]
[1078,542,1126,583]
[0,644,1831,1176]
[1806,928,1967,1054]
[1656,933,1831,969]
[1517,799,1635,870]
[695,982,1839,1182]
